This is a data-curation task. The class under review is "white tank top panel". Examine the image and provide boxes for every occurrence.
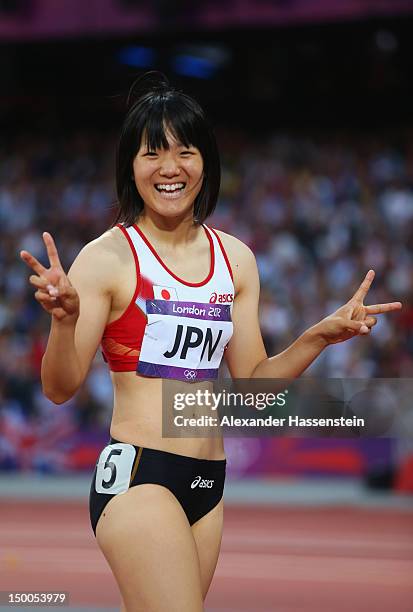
[123,224,234,382]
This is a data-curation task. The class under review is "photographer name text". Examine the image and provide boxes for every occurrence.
[174,415,365,428]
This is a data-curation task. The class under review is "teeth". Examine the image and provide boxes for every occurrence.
[156,183,185,192]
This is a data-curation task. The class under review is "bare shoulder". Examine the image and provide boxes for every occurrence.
[213,229,258,292]
[213,229,255,264]
[67,226,129,293]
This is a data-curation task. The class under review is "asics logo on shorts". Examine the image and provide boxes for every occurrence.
[184,369,197,380]
[191,475,215,489]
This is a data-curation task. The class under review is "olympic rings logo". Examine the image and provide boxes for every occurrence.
[184,370,197,380]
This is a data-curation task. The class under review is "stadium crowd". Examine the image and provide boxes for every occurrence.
[0,127,412,470]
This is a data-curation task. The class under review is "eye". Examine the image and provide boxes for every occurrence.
[180,150,193,156]
[143,151,158,157]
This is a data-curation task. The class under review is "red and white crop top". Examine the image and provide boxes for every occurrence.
[101,223,234,382]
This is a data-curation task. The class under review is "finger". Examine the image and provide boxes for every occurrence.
[57,273,71,291]
[43,232,63,269]
[341,319,372,335]
[20,250,47,276]
[352,269,375,303]
[365,316,377,328]
[344,320,371,335]
[34,290,58,304]
[52,309,69,321]
[54,284,73,299]
[365,302,402,315]
[344,320,366,333]
[51,284,78,306]
[29,275,49,290]
[29,276,61,298]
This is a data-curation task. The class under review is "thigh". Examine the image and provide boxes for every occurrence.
[96,483,204,612]
[191,498,224,599]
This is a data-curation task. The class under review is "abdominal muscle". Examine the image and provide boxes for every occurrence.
[108,371,226,460]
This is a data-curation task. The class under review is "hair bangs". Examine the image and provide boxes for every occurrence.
[140,95,170,152]
[142,96,200,152]
[162,97,201,150]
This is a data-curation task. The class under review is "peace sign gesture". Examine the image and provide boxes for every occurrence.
[20,232,79,322]
[316,270,402,345]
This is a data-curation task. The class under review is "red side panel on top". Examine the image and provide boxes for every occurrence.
[100,225,147,372]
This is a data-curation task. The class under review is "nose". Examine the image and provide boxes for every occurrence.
[159,153,180,177]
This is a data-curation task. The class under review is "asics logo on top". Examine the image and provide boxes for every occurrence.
[209,292,234,304]
[191,475,214,489]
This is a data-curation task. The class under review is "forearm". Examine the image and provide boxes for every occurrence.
[252,324,328,379]
[41,316,83,403]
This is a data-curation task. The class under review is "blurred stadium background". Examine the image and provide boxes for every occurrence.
[1,1,413,610]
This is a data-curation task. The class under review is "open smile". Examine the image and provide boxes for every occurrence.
[154,182,187,199]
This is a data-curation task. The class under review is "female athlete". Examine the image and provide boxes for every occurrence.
[20,72,402,611]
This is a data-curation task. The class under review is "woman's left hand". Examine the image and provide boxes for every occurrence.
[314,270,402,346]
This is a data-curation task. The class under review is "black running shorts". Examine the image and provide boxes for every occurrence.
[89,437,226,536]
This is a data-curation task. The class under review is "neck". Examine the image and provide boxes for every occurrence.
[136,209,202,247]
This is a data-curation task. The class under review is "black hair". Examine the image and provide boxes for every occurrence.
[114,71,221,226]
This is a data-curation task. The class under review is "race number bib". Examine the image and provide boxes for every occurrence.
[95,443,136,495]
[137,299,233,381]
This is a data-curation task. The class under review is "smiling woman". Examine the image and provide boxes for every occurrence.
[20,70,402,612]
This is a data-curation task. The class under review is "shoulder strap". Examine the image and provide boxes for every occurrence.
[205,226,234,282]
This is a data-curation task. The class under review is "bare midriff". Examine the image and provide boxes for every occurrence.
[109,371,226,460]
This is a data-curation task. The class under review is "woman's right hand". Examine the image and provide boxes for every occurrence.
[20,232,80,322]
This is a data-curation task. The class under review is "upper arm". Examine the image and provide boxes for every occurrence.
[67,235,116,383]
[216,232,267,378]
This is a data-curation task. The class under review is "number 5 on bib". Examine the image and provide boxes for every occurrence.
[95,443,137,494]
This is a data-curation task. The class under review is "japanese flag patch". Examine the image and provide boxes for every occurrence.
[153,285,179,301]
